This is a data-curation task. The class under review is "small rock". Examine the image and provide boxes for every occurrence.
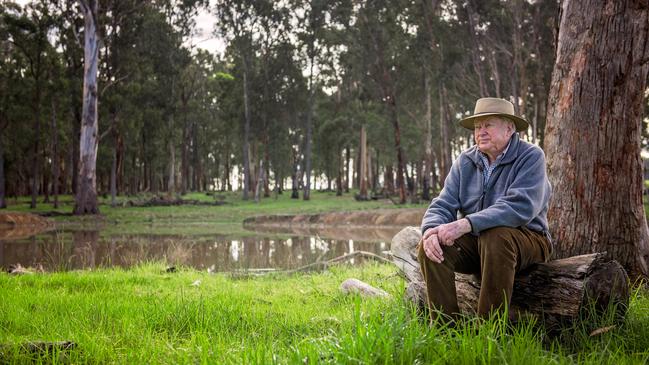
[340,278,389,297]
[191,280,201,287]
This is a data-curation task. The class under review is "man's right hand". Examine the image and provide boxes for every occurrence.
[422,230,444,263]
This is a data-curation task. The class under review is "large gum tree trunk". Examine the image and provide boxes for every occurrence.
[74,0,100,215]
[544,0,649,279]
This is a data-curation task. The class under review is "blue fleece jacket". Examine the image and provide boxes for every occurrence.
[421,133,552,241]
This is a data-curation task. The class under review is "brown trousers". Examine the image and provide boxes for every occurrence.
[417,226,552,320]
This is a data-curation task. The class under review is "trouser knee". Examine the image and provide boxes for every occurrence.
[478,227,518,255]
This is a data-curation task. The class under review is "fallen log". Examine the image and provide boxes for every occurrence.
[125,196,227,207]
[390,226,630,327]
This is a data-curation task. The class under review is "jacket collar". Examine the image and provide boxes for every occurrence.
[466,133,520,167]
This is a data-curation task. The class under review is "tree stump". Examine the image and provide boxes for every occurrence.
[390,227,630,327]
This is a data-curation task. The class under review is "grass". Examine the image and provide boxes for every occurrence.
[0,262,647,364]
[2,193,649,363]
[3,190,420,237]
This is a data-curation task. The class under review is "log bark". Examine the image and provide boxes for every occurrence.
[391,227,630,327]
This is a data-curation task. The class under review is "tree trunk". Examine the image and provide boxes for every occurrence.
[254,159,265,203]
[345,145,351,193]
[30,85,41,209]
[391,227,629,328]
[388,100,407,204]
[384,165,394,196]
[487,50,501,98]
[50,100,59,209]
[336,148,343,196]
[303,73,315,201]
[74,0,100,215]
[438,85,452,186]
[291,146,300,199]
[0,129,5,209]
[359,125,368,199]
[422,70,433,202]
[167,116,175,197]
[181,100,190,195]
[263,140,270,197]
[242,56,252,200]
[412,161,421,204]
[466,0,488,97]
[544,0,649,279]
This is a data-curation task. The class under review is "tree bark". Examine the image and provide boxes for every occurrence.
[544,0,649,279]
[438,85,452,187]
[391,227,630,328]
[291,144,300,199]
[422,70,433,202]
[303,68,315,201]
[254,159,265,203]
[50,100,59,209]
[466,0,488,97]
[30,81,41,209]
[359,125,368,199]
[242,55,252,200]
[345,145,351,193]
[0,127,5,209]
[336,148,343,196]
[181,98,190,195]
[166,115,175,197]
[74,0,100,215]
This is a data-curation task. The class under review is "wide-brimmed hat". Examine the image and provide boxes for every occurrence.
[459,97,529,132]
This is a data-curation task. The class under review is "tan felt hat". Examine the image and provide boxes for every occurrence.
[459,97,529,132]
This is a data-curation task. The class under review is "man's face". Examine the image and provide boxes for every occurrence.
[473,116,514,158]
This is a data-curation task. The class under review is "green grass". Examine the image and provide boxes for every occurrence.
[0,263,647,364]
[3,190,420,237]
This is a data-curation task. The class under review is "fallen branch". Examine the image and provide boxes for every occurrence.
[229,250,391,277]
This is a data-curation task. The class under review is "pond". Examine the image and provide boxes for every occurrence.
[0,224,401,272]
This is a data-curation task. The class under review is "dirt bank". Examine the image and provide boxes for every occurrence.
[0,213,54,240]
[243,209,426,242]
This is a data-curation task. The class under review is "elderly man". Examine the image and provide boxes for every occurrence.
[418,97,552,322]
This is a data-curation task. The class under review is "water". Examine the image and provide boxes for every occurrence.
[0,224,399,272]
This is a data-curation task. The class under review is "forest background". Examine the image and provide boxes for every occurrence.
[0,0,567,208]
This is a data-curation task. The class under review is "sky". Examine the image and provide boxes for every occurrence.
[186,4,226,55]
[14,0,226,55]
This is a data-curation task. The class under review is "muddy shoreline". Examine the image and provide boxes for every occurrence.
[243,209,425,242]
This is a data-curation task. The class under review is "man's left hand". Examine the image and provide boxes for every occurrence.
[428,218,472,246]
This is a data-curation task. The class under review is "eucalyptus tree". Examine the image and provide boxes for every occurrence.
[287,0,335,200]
[3,1,55,209]
[214,0,267,200]
[544,0,649,279]
[0,1,18,208]
[73,0,101,214]
[338,0,414,203]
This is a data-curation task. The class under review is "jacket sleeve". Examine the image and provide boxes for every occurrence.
[420,156,463,234]
[466,148,550,234]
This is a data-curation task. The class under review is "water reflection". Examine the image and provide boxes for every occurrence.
[0,230,388,272]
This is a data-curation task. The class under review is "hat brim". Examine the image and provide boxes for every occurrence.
[459,113,529,132]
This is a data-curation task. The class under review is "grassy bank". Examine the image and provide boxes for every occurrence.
[1,263,648,364]
[3,191,419,236]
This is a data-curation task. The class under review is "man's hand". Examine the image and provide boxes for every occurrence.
[423,219,472,262]
[422,231,444,263]
[432,218,472,245]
